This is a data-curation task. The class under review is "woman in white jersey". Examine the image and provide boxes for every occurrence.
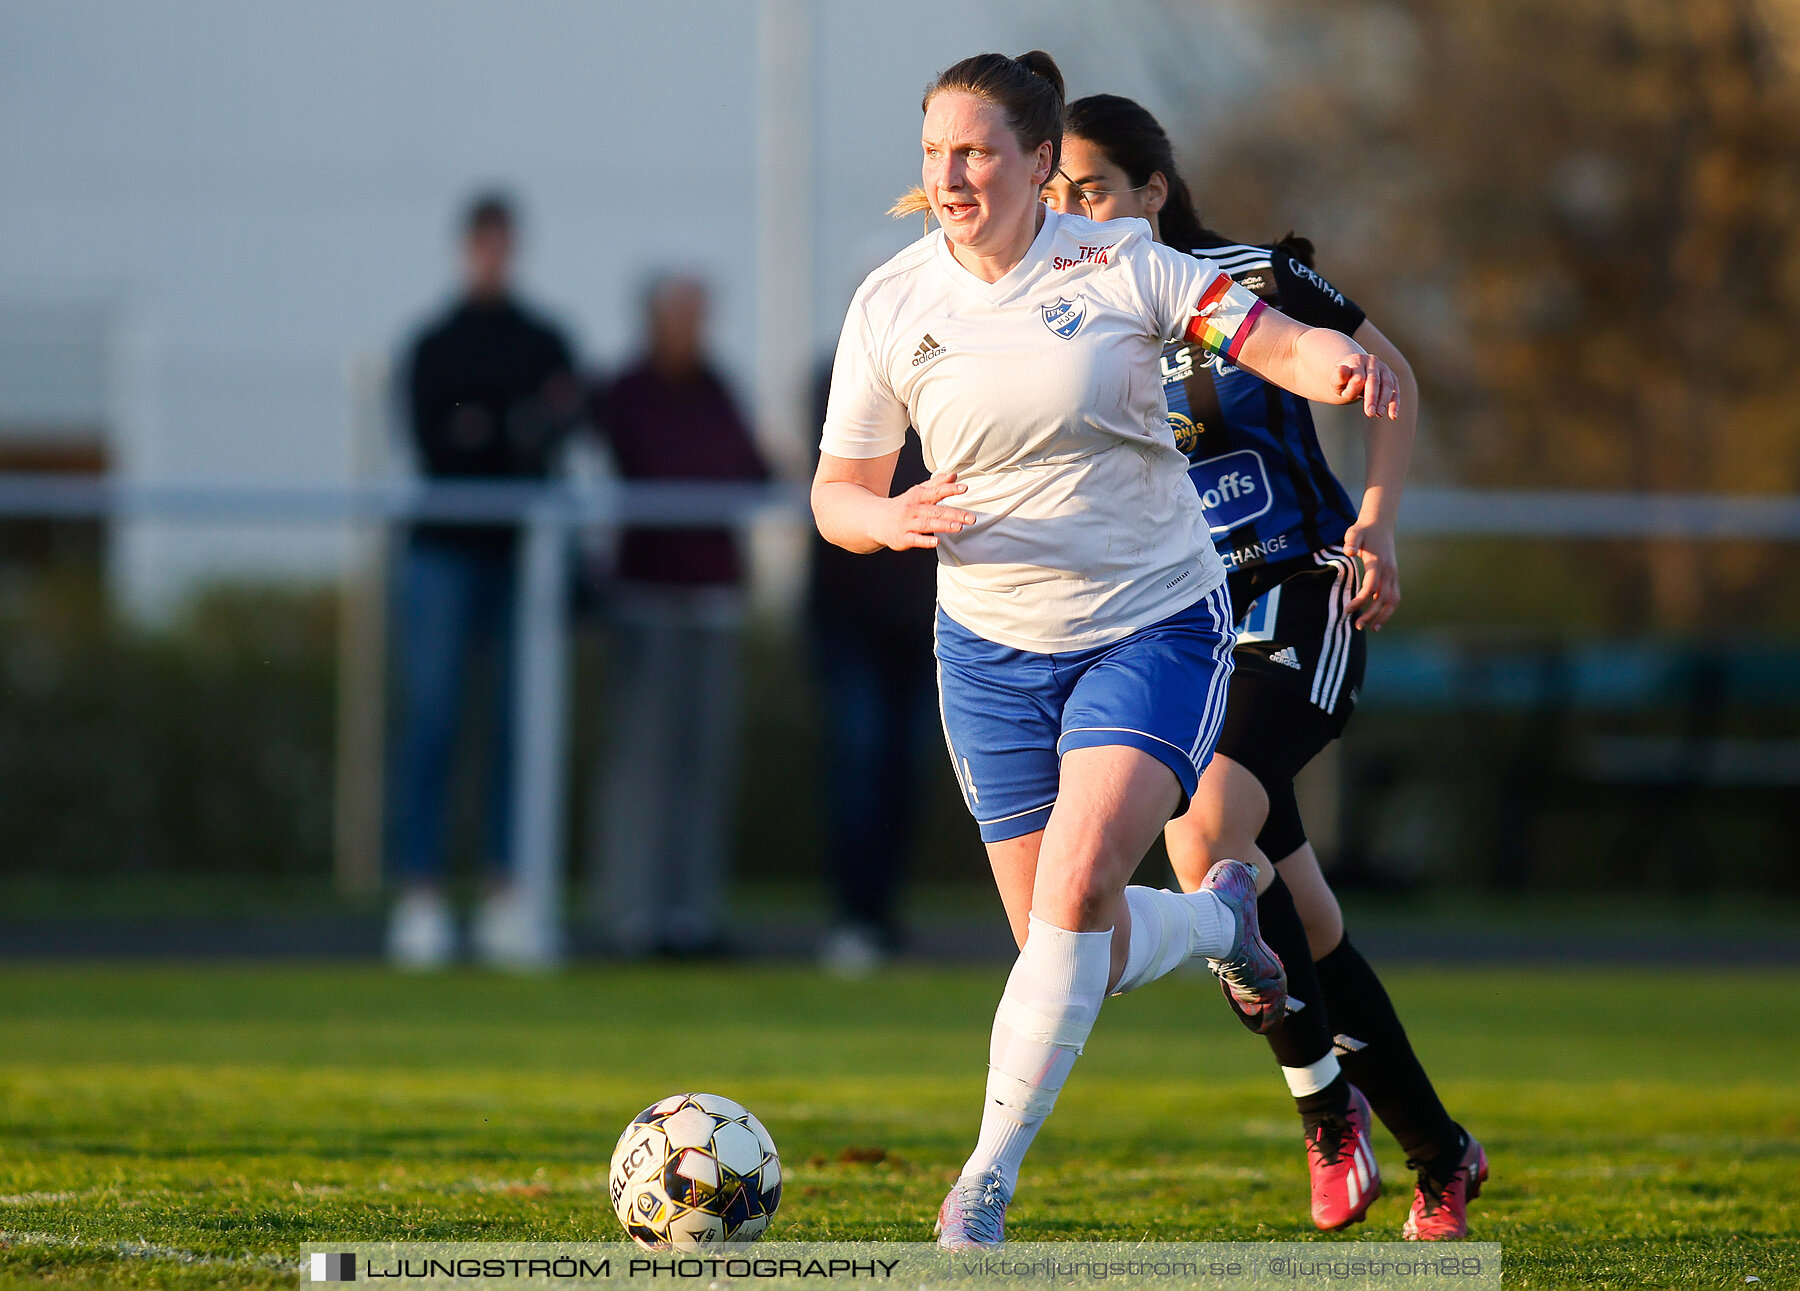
[813,50,1401,1249]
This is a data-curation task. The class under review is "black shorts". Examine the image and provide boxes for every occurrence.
[1216,550,1366,859]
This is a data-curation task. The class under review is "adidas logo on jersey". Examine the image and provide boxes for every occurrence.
[1270,646,1303,670]
[911,333,947,367]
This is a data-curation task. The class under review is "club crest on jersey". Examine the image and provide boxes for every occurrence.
[1041,296,1087,339]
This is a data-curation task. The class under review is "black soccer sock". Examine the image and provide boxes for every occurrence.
[1294,1074,1353,1134]
[1256,875,1347,1123]
[1314,933,1461,1163]
[1416,1124,1471,1183]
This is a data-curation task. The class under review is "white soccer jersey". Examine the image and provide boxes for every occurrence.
[823,208,1244,652]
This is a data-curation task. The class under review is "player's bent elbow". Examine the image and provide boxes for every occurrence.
[831,533,887,555]
[1303,329,1368,405]
[812,516,882,555]
[809,490,884,555]
[1249,323,1357,406]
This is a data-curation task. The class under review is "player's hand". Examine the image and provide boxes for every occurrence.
[879,472,974,550]
[1334,354,1401,420]
[1342,519,1400,631]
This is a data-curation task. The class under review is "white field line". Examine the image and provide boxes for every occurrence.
[0,1229,299,1272]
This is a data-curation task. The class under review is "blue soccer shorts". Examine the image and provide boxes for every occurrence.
[934,582,1236,843]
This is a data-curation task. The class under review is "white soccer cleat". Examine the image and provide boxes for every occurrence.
[935,1169,1009,1250]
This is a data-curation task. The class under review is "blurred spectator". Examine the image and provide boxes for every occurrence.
[806,363,938,976]
[586,275,768,957]
[388,192,577,969]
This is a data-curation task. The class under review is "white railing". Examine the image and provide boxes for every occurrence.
[0,472,803,968]
[3,474,1797,964]
[7,478,1798,536]
[1400,489,1800,539]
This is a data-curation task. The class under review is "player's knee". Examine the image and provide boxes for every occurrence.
[1034,866,1122,932]
[1183,762,1269,865]
[1048,885,1112,931]
[1187,811,1230,857]
[1170,798,1233,858]
[1162,807,1207,875]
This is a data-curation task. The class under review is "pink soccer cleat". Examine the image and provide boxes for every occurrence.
[1403,1134,1488,1241]
[1306,1084,1382,1230]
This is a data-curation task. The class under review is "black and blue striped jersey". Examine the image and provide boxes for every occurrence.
[1161,235,1365,594]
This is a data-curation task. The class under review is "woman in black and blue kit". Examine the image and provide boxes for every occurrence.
[1045,94,1486,1242]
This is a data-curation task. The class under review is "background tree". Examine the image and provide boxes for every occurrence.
[1162,0,1800,632]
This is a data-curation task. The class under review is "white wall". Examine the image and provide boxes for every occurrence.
[0,0,1264,613]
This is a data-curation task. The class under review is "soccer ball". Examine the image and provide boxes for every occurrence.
[609,1092,782,1249]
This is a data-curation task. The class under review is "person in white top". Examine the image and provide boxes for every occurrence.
[812,49,1401,1249]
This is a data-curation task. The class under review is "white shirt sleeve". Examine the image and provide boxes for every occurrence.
[820,288,909,459]
[1129,235,1230,344]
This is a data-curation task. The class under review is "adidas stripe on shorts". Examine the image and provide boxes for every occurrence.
[1227,547,1367,729]
[935,583,1236,843]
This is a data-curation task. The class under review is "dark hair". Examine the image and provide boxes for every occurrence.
[464,191,515,238]
[1274,232,1318,268]
[1063,94,1207,250]
[925,50,1066,175]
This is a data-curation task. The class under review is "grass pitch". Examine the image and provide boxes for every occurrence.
[0,961,1794,1290]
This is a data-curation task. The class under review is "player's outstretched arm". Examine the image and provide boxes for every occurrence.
[1341,320,1417,631]
[812,451,974,554]
[1230,306,1401,421]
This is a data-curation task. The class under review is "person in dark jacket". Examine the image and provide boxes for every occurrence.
[586,274,768,957]
[389,192,577,969]
[806,360,939,975]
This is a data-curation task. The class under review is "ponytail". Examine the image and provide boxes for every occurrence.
[1156,173,1209,253]
[890,187,931,219]
[1273,232,1317,269]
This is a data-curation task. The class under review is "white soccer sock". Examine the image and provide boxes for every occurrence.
[960,915,1112,1199]
[1281,1052,1343,1098]
[1109,885,1236,995]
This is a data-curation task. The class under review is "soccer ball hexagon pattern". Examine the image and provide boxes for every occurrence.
[609,1093,782,1249]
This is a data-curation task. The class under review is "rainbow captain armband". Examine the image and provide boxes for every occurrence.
[1183,274,1267,362]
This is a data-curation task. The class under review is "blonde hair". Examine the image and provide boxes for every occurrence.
[888,187,932,220]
